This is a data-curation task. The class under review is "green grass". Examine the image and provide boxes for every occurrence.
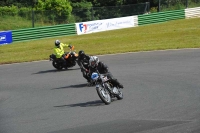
[0,16,30,30]
[0,18,200,64]
[0,16,52,31]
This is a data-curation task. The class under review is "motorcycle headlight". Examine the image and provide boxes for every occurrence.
[91,72,99,80]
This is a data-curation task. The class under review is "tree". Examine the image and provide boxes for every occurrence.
[35,0,72,23]
[71,1,93,22]
[87,0,123,6]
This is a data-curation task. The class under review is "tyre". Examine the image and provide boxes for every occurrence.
[52,61,63,70]
[96,85,111,105]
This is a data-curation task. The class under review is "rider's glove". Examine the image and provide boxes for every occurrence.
[69,45,75,50]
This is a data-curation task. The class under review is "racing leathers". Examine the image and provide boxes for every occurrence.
[77,54,91,82]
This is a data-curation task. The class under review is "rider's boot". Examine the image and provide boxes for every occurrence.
[61,55,67,66]
[118,83,124,89]
[112,79,124,89]
[87,79,94,86]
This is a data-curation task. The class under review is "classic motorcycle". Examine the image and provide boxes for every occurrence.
[49,46,78,70]
[91,71,123,105]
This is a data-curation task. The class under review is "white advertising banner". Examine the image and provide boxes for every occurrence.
[76,16,136,35]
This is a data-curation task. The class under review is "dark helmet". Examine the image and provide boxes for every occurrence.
[78,50,85,58]
[55,40,60,47]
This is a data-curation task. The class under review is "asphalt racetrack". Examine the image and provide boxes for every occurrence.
[1,49,200,133]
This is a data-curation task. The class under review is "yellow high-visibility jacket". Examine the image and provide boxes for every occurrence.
[54,43,70,58]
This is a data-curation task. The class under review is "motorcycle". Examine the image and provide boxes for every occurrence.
[49,46,78,70]
[91,71,123,105]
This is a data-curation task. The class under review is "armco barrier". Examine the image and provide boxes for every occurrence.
[12,23,76,42]
[138,9,185,25]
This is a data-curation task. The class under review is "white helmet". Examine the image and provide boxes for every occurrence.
[89,56,99,68]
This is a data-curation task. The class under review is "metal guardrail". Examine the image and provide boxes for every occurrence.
[138,9,185,25]
[12,23,76,42]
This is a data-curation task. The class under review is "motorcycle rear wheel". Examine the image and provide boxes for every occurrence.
[52,61,63,70]
[96,85,111,105]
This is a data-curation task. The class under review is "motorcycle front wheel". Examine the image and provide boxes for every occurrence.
[96,85,111,105]
[52,61,63,70]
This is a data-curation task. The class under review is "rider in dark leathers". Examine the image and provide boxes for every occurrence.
[88,56,124,88]
[77,50,91,83]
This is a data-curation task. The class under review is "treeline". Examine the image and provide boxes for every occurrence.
[0,0,199,30]
[0,0,153,25]
[1,0,196,8]
[1,0,153,7]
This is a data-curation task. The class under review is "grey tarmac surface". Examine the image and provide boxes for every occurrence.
[0,49,200,133]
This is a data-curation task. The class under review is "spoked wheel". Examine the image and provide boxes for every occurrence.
[96,85,111,105]
[52,61,63,70]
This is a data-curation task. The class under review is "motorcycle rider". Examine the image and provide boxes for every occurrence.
[88,56,124,88]
[54,40,73,65]
[77,50,91,83]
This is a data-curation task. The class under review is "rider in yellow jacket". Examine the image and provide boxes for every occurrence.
[54,40,72,65]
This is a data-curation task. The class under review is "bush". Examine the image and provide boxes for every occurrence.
[150,7,158,13]
[0,5,18,16]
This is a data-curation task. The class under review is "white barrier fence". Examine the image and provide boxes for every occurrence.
[185,7,200,19]
[76,16,138,35]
